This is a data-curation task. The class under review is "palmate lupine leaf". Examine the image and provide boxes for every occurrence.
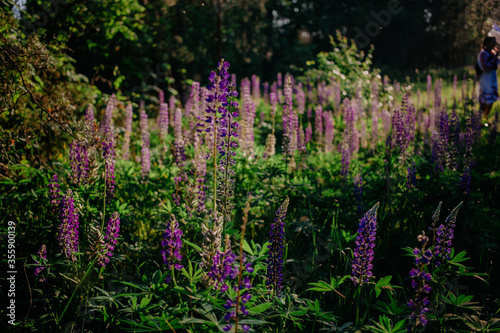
[364,315,407,333]
[374,275,395,298]
[462,314,500,332]
[442,291,481,312]
[306,275,349,298]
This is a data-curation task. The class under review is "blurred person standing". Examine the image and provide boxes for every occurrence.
[477,36,500,121]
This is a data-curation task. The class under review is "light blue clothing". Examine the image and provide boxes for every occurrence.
[478,49,500,105]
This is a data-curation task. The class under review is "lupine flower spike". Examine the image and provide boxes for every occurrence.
[161,214,183,283]
[102,141,116,200]
[97,212,121,268]
[266,197,289,296]
[34,244,47,282]
[58,190,80,262]
[222,199,254,333]
[407,231,433,331]
[433,202,463,266]
[351,202,379,285]
[48,174,61,212]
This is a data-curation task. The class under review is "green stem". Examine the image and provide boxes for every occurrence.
[355,284,362,327]
[171,266,184,307]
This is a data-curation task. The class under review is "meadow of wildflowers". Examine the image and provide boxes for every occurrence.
[1,49,500,333]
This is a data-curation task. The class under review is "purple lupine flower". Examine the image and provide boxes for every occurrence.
[84,104,96,137]
[298,124,306,156]
[433,79,442,127]
[159,89,165,105]
[266,198,289,295]
[448,110,460,169]
[282,77,296,160]
[461,165,471,195]
[122,103,134,161]
[194,129,207,213]
[263,82,269,104]
[307,105,312,119]
[208,60,239,227]
[169,95,177,128]
[97,212,121,268]
[34,244,47,282]
[101,94,116,143]
[360,119,367,149]
[430,130,443,172]
[407,232,432,331]
[173,107,187,206]
[315,105,323,144]
[343,99,356,155]
[340,147,350,179]
[252,74,260,101]
[297,86,306,115]
[140,109,151,179]
[158,102,169,142]
[204,59,239,160]
[324,111,334,153]
[173,107,187,166]
[403,99,416,149]
[351,202,379,285]
[426,74,432,109]
[334,82,341,115]
[354,174,363,213]
[200,60,239,275]
[305,122,312,144]
[438,108,449,162]
[406,162,417,190]
[372,111,379,147]
[69,140,89,185]
[161,214,183,283]
[269,91,278,134]
[461,74,467,103]
[208,243,237,291]
[434,202,462,266]
[48,174,61,212]
[391,107,405,154]
[188,81,200,140]
[277,72,283,89]
[241,80,255,157]
[102,141,116,199]
[221,250,254,333]
[85,104,95,126]
[58,190,79,262]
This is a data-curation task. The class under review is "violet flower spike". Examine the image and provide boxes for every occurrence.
[69,140,89,185]
[351,202,379,286]
[34,244,47,282]
[48,174,61,212]
[122,103,133,160]
[266,197,289,295]
[102,141,116,200]
[433,202,463,266]
[57,190,80,262]
[407,231,433,331]
[161,215,183,283]
[140,109,151,180]
[97,212,121,268]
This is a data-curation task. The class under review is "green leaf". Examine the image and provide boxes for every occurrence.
[139,295,152,309]
[248,302,272,314]
[183,239,202,252]
[242,239,254,255]
[375,275,392,297]
[307,280,333,292]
